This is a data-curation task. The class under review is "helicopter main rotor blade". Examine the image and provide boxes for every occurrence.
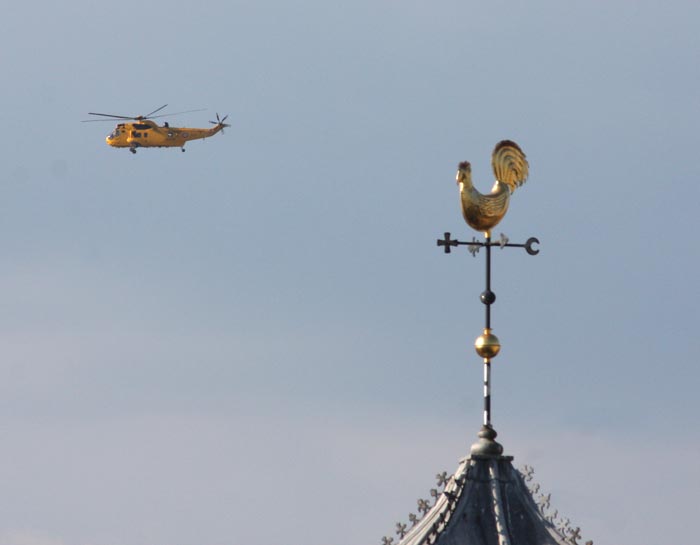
[85,112,136,120]
[81,118,129,122]
[83,106,207,123]
[144,104,168,118]
[149,108,207,119]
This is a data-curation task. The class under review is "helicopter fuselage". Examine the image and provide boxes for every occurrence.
[106,119,225,152]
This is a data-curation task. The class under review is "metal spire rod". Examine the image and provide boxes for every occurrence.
[483,233,493,428]
[436,230,539,458]
[485,233,492,329]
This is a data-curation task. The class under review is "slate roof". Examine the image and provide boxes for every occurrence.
[385,442,593,545]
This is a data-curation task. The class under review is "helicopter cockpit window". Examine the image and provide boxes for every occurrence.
[108,129,120,139]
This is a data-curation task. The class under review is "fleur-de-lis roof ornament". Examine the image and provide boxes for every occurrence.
[521,465,534,481]
[417,498,431,514]
[568,526,582,544]
[395,522,408,538]
[558,517,571,533]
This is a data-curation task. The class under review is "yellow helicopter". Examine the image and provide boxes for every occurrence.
[83,105,230,154]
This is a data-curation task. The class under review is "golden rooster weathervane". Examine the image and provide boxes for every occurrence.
[437,139,539,458]
[457,140,529,235]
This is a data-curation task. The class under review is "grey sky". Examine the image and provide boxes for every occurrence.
[1,1,699,544]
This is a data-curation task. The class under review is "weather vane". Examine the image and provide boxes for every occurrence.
[437,140,539,457]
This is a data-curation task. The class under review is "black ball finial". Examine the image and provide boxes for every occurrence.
[480,290,496,305]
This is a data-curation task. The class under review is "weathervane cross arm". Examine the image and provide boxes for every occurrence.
[437,232,459,253]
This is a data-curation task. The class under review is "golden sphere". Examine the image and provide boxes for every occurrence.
[474,329,501,359]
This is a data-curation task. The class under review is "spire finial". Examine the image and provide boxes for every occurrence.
[437,141,539,458]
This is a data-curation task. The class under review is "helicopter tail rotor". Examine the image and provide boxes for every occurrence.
[209,113,230,134]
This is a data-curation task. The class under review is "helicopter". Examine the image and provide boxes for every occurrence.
[83,105,230,154]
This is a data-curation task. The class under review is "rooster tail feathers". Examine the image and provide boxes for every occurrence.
[491,140,529,193]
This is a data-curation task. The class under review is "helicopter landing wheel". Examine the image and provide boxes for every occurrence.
[130,147,137,154]
[181,148,186,153]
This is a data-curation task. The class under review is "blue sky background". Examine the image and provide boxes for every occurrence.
[1,1,699,544]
